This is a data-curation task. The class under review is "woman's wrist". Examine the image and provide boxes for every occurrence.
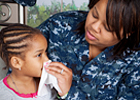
[57,92,68,100]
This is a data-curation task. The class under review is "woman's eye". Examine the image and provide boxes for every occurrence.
[92,7,98,19]
[92,12,98,19]
[104,25,110,31]
[104,25,112,32]
[37,53,42,57]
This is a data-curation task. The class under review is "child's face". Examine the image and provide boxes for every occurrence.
[21,34,49,77]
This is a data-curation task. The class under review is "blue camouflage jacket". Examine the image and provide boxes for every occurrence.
[37,11,140,100]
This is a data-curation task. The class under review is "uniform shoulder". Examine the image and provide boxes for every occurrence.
[40,10,88,25]
[51,10,88,19]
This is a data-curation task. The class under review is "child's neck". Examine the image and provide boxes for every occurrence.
[7,73,39,94]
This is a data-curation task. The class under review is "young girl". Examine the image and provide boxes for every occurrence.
[0,24,72,100]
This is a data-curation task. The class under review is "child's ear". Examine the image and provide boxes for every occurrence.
[10,56,23,70]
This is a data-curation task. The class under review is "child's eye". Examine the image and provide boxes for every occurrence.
[37,53,42,57]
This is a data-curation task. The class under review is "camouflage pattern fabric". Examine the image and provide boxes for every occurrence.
[14,0,36,6]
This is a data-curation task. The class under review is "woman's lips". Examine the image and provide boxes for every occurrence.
[86,31,96,40]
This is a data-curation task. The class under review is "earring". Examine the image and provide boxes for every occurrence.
[19,67,21,70]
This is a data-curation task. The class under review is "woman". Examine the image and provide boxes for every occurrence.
[38,0,140,99]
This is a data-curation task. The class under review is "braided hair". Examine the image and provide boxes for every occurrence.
[0,23,42,68]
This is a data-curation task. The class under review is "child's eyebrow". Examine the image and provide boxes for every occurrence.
[35,49,43,53]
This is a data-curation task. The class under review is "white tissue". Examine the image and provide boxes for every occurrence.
[38,60,62,96]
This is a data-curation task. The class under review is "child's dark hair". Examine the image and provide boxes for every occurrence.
[0,23,42,68]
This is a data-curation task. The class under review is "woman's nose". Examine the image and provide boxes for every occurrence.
[92,20,101,33]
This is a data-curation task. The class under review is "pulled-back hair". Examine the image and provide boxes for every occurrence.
[0,23,41,67]
[77,0,140,58]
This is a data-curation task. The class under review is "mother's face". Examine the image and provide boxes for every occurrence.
[85,0,123,49]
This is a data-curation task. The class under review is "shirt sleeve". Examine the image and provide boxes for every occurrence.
[117,67,140,100]
[66,51,140,100]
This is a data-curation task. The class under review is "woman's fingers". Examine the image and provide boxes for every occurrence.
[49,62,70,72]
[46,62,72,80]
[45,62,72,96]
[46,62,71,76]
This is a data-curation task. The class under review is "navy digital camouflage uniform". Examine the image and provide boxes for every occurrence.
[14,0,36,6]
[37,11,140,100]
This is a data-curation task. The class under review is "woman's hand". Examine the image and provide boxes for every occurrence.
[45,62,72,96]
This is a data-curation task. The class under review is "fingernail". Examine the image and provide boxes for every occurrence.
[44,62,49,67]
[45,62,49,65]
[45,68,49,71]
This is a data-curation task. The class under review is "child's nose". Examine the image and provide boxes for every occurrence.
[44,55,49,62]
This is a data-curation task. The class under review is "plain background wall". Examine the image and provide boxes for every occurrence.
[0,3,19,80]
[0,57,7,80]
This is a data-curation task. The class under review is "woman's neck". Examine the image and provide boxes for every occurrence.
[89,44,105,61]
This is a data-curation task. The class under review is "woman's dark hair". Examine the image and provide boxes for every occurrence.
[0,23,42,68]
[77,0,140,58]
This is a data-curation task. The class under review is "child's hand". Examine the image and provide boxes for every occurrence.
[45,62,72,96]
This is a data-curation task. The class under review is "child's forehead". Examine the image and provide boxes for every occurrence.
[31,33,44,40]
[27,34,47,51]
